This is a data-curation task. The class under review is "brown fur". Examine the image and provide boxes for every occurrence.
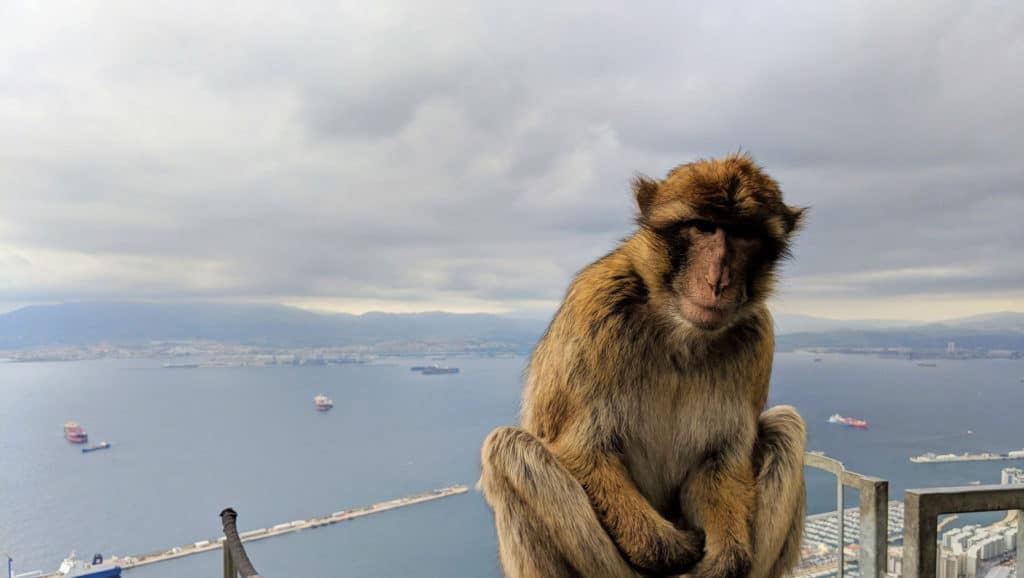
[480,154,808,578]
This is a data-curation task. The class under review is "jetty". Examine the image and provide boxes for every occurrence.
[41,485,468,576]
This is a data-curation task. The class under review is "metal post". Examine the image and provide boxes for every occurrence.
[223,543,237,578]
[903,490,937,578]
[837,476,845,576]
[1016,509,1022,578]
[858,478,889,578]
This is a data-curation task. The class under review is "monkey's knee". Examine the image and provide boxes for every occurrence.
[755,405,806,474]
[479,427,638,578]
[479,426,554,503]
[750,406,806,578]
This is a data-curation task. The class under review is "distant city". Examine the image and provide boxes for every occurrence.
[797,341,1022,361]
[1,302,1022,363]
[0,340,521,365]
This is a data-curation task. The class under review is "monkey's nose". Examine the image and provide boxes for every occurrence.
[705,272,731,297]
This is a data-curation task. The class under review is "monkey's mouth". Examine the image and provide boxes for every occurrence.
[680,298,735,330]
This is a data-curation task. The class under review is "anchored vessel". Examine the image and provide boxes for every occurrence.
[63,422,88,444]
[313,395,334,411]
[827,413,868,429]
[161,362,199,369]
[419,365,459,375]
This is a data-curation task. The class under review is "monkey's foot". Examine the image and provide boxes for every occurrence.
[691,544,752,578]
[623,525,705,577]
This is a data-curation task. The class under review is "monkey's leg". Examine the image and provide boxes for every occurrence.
[479,426,644,578]
[748,405,807,578]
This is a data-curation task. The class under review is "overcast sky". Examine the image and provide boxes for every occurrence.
[1,1,1022,320]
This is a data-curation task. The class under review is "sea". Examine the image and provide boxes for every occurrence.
[1,353,1022,578]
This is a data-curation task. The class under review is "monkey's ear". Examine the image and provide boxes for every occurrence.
[632,175,659,220]
[783,205,808,234]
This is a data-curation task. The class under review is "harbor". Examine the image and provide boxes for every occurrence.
[32,485,468,577]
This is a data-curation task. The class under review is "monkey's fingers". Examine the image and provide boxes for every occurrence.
[622,524,705,576]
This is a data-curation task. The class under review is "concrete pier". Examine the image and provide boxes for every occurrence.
[41,484,468,576]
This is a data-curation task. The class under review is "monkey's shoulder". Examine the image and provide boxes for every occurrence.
[563,251,652,334]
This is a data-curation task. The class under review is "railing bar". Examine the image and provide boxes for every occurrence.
[858,479,888,578]
[1016,509,1022,578]
[837,473,845,578]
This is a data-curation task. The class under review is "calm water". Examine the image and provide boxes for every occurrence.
[1,353,1022,577]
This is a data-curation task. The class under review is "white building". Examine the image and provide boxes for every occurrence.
[1001,467,1024,484]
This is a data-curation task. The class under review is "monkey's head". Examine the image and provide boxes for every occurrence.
[632,154,806,332]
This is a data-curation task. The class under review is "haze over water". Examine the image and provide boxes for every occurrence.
[1,354,1022,577]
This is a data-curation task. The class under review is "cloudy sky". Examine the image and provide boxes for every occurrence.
[1,1,1022,320]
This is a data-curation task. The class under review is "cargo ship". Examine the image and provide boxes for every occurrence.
[56,552,121,577]
[420,366,459,375]
[827,414,868,429]
[82,442,111,454]
[314,394,334,411]
[64,422,89,444]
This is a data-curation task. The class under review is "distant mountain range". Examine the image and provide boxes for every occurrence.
[0,302,547,349]
[774,311,1024,352]
[1,302,1021,352]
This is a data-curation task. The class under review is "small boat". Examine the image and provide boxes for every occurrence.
[64,422,88,444]
[57,552,121,577]
[827,413,869,429]
[967,480,982,485]
[314,394,334,411]
[917,362,937,367]
[82,442,111,454]
[813,357,823,362]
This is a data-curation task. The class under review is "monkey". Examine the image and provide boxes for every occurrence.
[479,153,808,578]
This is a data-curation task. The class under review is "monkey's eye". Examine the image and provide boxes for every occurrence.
[689,220,717,234]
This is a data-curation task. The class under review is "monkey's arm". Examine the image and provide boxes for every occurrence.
[555,443,705,575]
[684,451,757,578]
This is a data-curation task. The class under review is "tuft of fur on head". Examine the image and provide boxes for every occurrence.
[635,153,805,237]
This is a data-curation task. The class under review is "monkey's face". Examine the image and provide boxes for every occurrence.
[633,155,805,332]
[671,221,760,330]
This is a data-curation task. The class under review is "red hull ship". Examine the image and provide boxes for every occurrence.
[64,421,89,443]
[828,414,868,429]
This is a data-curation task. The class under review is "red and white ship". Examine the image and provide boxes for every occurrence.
[64,421,89,443]
[828,414,868,429]
[314,395,334,412]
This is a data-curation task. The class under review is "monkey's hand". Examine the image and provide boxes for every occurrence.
[568,452,706,575]
[615,518,705,576]
[692,540,752,578]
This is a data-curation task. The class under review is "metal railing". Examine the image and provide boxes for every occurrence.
[220,508,262,578]
[903,485,1024,578]
[805,452,890,578]
[210,459,1024,578]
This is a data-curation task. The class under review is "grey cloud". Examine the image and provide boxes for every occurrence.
[0,0,1022,315]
